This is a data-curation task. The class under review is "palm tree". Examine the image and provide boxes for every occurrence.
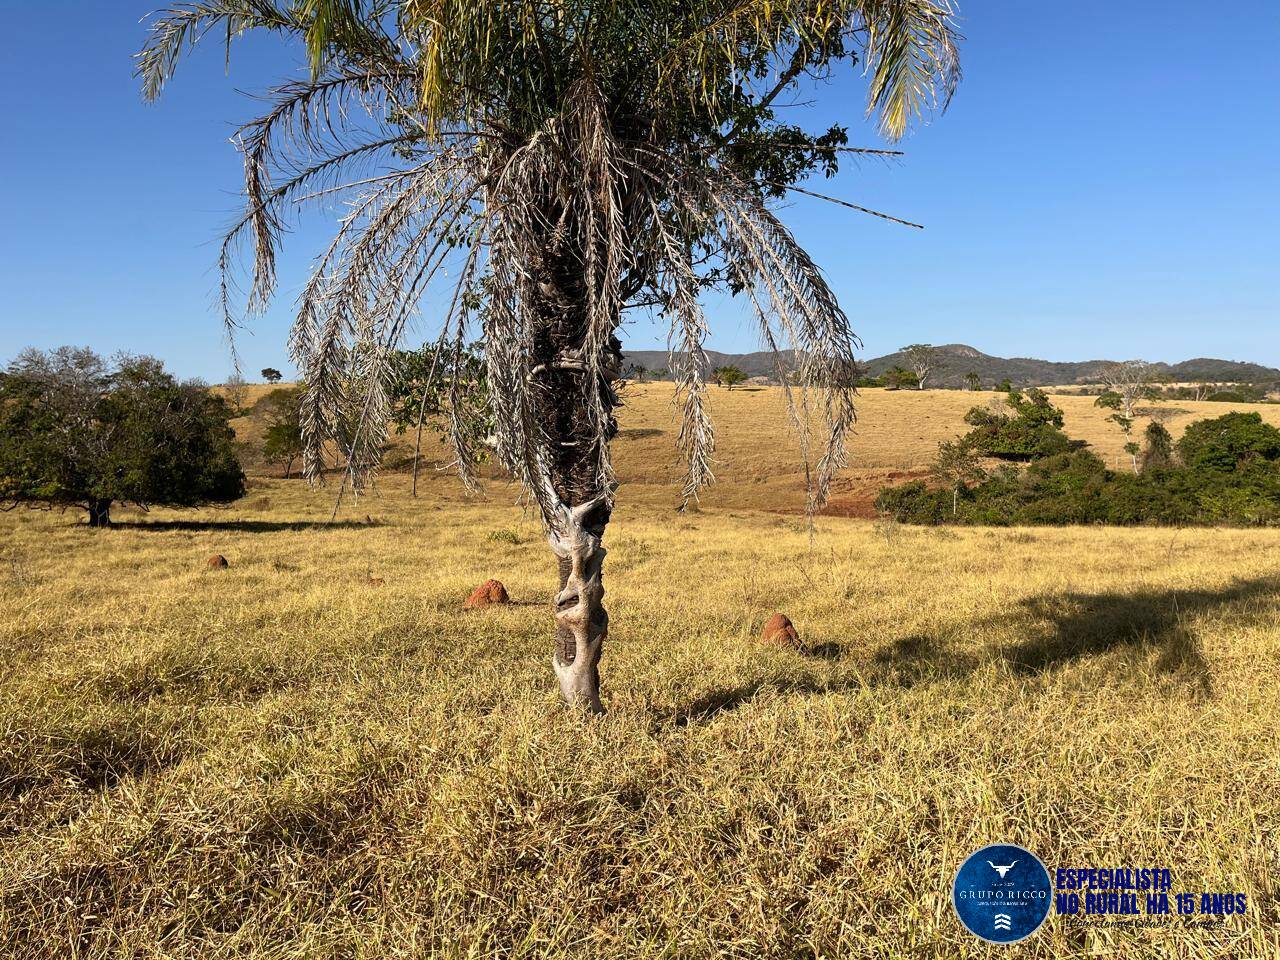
[138,0,961,712]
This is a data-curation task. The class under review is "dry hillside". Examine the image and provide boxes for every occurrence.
[231,382,1280,516]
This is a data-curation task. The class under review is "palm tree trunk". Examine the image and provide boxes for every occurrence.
[532,251,622,713]
[550,500,609,713]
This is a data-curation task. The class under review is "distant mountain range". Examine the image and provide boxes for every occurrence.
[620,344,1280,388]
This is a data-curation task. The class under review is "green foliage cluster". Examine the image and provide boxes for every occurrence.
[877,410,1280,527]
[258,387,304,478]
[0,347,244,525]
[858,366,919,390]
[961,388,1081,460]
[713,366,747,389]
[387,344,492,465]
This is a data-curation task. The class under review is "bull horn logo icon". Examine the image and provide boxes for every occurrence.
[988,860,1018,878]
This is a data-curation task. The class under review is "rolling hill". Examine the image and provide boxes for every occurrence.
[621,344,1280,388]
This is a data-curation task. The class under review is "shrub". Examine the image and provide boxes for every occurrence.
[1177,412,1280,472]
[1140,422,1174,472]
[961,388,1080,460]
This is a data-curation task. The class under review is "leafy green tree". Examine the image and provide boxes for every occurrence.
[880,366,920,390]
[0,348,244,526]
[964,371,981,391]
[713,366,747,390]
[261,367,283,384]
[624,363,648,383]
[139,0,960,712]
[1177,412,1280,472]
[931,436,985,515]
[386,343,491,496]
[259,387,304,477]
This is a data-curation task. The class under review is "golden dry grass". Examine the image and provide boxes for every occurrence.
[3,386,1279,958]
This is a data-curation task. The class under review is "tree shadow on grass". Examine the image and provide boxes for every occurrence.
[670,677,830,727]
[999,577,1280,693]
[667,576,1280,726]
[871,633,979,687]
[114,519,382,533]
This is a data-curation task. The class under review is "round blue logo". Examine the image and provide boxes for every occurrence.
[952,843,1051,944]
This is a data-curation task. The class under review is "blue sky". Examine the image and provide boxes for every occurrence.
[1,1,1277,381]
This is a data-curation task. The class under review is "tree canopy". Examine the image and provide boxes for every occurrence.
[0,348,245,525]
[961,388,1080,461]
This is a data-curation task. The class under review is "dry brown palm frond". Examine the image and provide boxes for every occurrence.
[706,174,860,514]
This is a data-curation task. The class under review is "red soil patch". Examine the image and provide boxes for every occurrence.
[818,470,931,518]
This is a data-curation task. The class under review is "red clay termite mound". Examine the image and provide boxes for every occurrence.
[464,579,510,609]
[760,612,801,649]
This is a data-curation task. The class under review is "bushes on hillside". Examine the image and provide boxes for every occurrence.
[877,410,1280,527]
[961,388,1082,460]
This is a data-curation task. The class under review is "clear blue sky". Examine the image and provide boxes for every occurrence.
[2,2,1277,381]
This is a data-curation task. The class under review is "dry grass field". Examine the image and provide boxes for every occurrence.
[3,385,1279,958]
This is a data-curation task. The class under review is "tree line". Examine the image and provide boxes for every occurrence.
[878,387,1280,526]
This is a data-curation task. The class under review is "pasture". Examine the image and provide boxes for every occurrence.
[2,385,1278,958]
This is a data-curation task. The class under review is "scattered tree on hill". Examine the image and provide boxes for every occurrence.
[1099,360,1160,420]
[223,371,249,415]
[140,0,960,712]
[0,347,244,526]
[386,344,491,497]
[713,366,747,390]
[261,367,283,384]
[901,343,936,389]
[996,378,1013,392]
[625,363,648,383]
[964,371,981,391]
[931,436,985,515]
[1095,391,1140,471]
[259,387,303,478]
